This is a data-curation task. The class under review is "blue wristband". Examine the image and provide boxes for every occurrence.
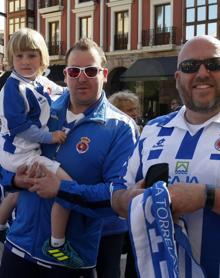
[205,184,215,210]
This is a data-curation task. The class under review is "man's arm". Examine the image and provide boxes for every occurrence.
[112,182,220,219]
[112,179,145,218]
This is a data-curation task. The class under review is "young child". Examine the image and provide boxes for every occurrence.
[0,28,83,268]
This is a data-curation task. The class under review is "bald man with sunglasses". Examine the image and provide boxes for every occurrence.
[112,35,220,277]
[0,38,138,278]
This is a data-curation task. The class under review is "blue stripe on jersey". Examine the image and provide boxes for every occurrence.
[147,127,174,160]
[25,87,42,128]
[176,129,203,159]
[185,250,192,278]
[3,134,15,153]
[35,82,52,106]
[135,138,145,182]
[148,111,178,126]
[148,149,162,160]
[158,126,174,136]
[201,209,220,277]
[210,154,220,160]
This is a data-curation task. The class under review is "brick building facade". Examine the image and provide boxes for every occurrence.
[2,0,220,117]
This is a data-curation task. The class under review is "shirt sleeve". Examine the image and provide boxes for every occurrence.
[40,76,65,96]
[0,166,20,192]
[17,124,53,144]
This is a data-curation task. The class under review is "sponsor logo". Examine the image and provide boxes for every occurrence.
[175,161,189,174]
[170,175,199,184]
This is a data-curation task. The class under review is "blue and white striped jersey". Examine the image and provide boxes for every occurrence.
[0,71,63,154]
[117,106,220,277]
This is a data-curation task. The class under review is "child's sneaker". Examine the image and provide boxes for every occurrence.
[42,239,85,268]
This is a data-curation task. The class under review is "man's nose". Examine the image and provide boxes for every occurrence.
[196,64,210,77]
[78,70,87,81]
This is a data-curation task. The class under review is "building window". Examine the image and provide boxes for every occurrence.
[27,0,34,10]
[8,0,26,12]
[114,10,128,50]
[79,17,92,39]
[14,0,19,11]
[9,17,25,38]
[48,21,60,55]
[154,3,172,45]
[9,1,14,12]
[155,3,171,30]
[28,17,34,29]
[185,0,219,40]
[20,0,25,9]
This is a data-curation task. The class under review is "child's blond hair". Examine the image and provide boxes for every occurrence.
[7,28,49,75]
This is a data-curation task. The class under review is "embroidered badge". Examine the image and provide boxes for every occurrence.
[76,137,91,154]
[214,138,220,151]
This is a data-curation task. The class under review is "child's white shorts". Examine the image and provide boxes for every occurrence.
[0,148,60,173]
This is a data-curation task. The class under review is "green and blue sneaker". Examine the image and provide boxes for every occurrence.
[42,239,85,269]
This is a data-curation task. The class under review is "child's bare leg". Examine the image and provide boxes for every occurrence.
[51,202,70,247]
[50,167,71,247]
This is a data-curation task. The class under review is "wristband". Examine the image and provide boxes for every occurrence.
[205,184,215,210]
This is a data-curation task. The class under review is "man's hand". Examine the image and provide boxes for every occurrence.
[13,164,36,189]
[28,164,61,198]
[52,131,67,144]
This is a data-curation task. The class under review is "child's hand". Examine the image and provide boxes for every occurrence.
[52,131,67,144]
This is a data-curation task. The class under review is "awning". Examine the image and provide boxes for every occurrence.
[120,56,178,81]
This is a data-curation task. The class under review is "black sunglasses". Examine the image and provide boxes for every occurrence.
[65,66,103,78]
[178,58,220,73]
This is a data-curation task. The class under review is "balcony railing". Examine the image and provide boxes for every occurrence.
[114,33,128,50]
[47,41,65,56]
[142,27,176,47]
[39,0,64,8]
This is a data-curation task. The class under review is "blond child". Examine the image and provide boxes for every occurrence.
[0,28,83,267]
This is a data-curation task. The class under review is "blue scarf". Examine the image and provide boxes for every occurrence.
[128,181,206,278]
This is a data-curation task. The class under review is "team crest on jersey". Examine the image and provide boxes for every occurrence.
[76,137,91,154]
[175,161,189,174]
[214,138,220,151]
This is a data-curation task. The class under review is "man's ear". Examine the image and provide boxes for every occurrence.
[175,70,179,80]
[103,68,108,79]
[63,69,67,84]
[175,70,180,90]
